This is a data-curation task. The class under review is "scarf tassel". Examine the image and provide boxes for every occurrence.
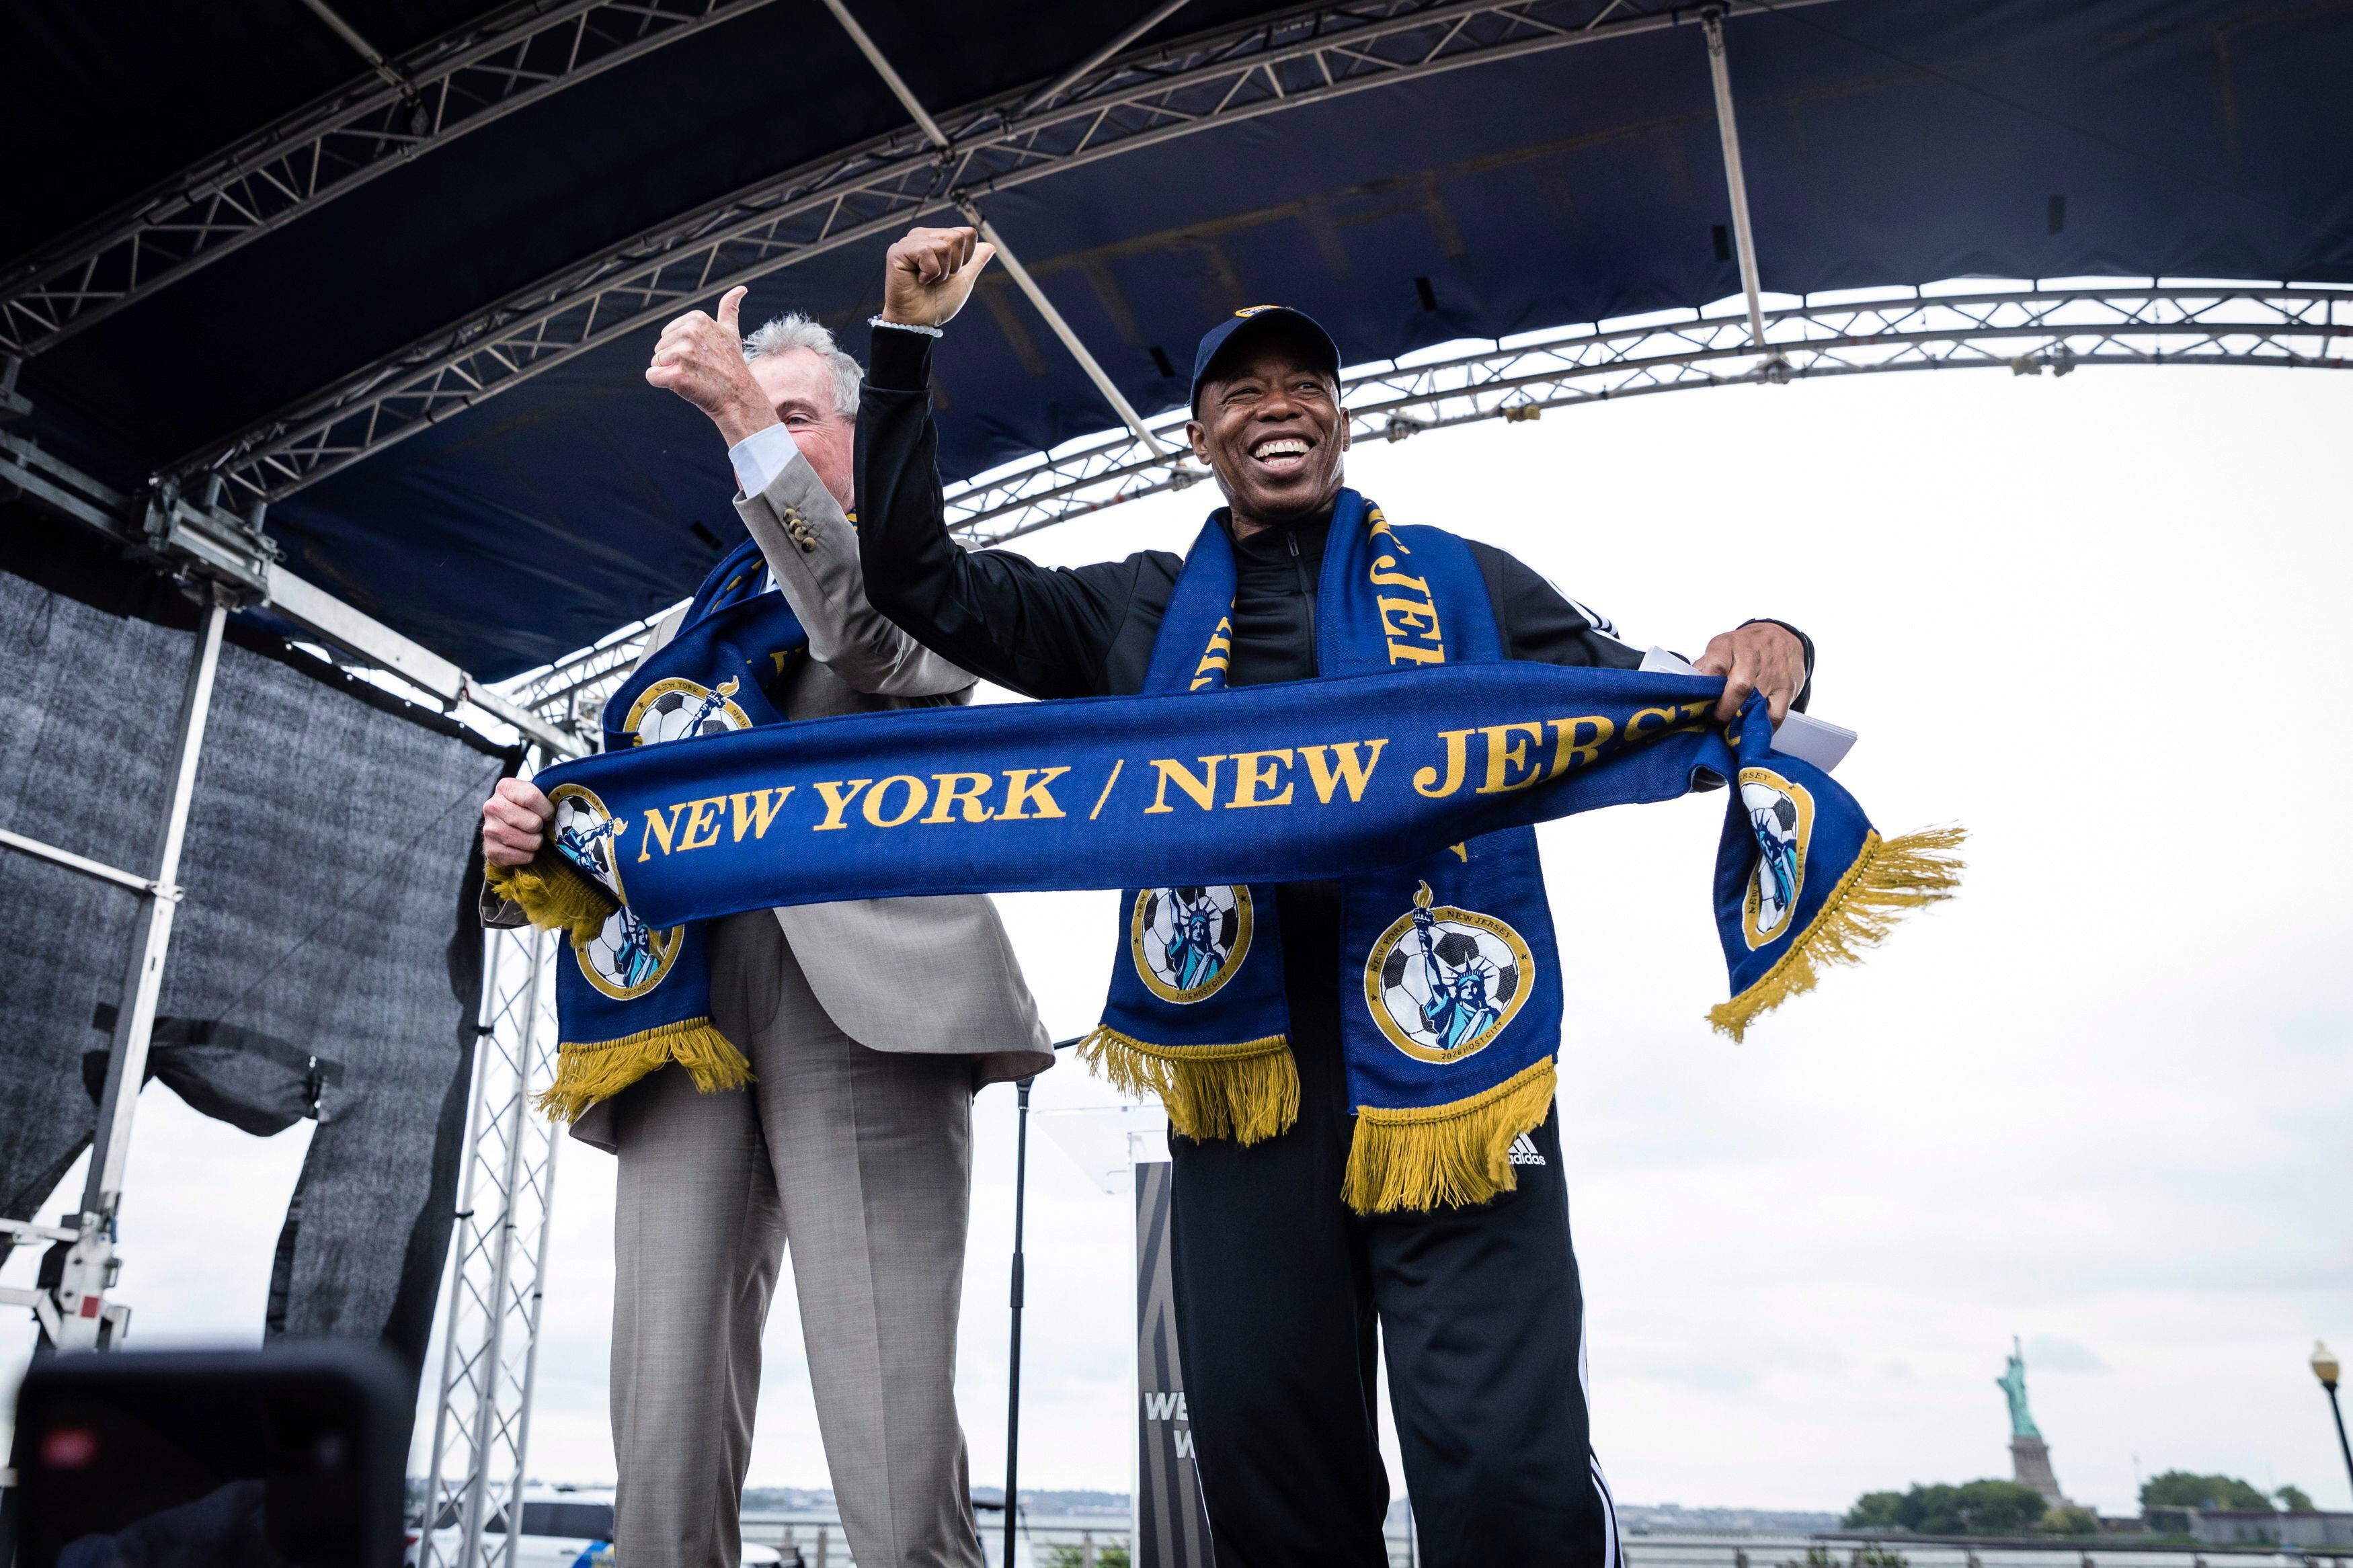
[484,852,616,942]
[1709,824,1969,1043]
[1341,1056,1558,1214]
[1076,1028,1300,1146]
[534,1019,754,1124]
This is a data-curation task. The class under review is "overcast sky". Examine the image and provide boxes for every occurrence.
[7,356,2349,1518]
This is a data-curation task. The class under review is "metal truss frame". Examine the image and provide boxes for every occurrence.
[418,918,564,1568]
[940,282,2353,544]
[175,0,1822,505]
[463,282,2353,690]
[497,604,678,735]
[0,0,779,358]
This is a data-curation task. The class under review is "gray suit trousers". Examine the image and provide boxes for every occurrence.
[608,910,984,1568]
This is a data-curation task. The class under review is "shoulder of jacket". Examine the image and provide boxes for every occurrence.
[1458,535,1527,610]
[1121,549,1185,614]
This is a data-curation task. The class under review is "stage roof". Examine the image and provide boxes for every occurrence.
[6,0,2350,677]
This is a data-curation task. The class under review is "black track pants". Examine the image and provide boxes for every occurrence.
[1167,886,1618,1568]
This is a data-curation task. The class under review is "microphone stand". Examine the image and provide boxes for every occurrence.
[1003,1072,1034,1567]
[1004,1039,1084,1567]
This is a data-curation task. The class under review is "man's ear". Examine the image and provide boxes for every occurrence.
[1337,407,1352,452]
[1185,418,1210,460]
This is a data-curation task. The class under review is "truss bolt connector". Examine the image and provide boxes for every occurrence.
[1761,352,1792,385]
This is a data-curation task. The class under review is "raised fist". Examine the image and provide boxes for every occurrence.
[645,285,775,445]
[880,225,997,329]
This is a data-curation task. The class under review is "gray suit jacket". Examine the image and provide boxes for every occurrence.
[724,453,1051,1082]
[495,451,1053,1150]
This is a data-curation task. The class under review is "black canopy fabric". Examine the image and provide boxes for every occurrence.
[5,0,2350,677]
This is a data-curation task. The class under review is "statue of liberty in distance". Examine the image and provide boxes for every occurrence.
[1999,1336,2069,1506]
[1998,1335,2041,1439]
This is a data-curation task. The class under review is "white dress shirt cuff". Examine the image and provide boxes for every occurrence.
[728,423,801,500]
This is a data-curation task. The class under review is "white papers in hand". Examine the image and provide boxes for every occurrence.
[1637,646,1857,774]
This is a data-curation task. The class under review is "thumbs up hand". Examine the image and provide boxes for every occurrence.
[881,226,997,329]
[647,284,776,446]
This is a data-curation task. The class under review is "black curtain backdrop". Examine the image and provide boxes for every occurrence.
[0,559,508,1387]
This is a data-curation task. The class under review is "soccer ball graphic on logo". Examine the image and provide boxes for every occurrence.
[629,677,751,747]
[546,782,680,997]
[1365,884,1531,1063]
[1131,885,1251,1003]
[580,905,676,998]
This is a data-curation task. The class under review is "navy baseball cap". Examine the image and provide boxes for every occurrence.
[1189,304,1342,412]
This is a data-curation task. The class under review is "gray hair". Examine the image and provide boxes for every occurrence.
[741,312,863,419]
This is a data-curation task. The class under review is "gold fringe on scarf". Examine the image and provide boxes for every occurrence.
[1075,1027,1299,1145]
[485,856,752,1122]
[484,852,616,942]
[1708,824,1968,1043]
[1342,1055,1557,1215]
[534,1018,754,1124]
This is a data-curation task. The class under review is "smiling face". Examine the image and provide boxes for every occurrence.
[1184,334,1349,535]
[750,346,855,511]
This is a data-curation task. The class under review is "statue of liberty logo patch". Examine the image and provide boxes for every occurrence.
[1363,882,1533,1064]
[1131,886,1253,1004]
[1738,765,1815,950]
[548,782,682,1000]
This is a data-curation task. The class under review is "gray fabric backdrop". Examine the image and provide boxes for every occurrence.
[0,567,506,1372]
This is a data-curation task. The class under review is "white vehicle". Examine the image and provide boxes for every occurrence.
[405,1487,787,1567]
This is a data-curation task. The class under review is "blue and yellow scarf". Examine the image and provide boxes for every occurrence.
[488,535,807,1120]
[493,494,1961,1209]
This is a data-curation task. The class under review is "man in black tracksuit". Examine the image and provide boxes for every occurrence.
[852,227,1814,1568]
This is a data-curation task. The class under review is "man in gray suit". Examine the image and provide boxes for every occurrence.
[479,286,1050,1568]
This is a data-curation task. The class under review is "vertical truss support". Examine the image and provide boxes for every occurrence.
[420,914,563,1568]
[48,591,229,1351]
[1701,6,1784,378]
